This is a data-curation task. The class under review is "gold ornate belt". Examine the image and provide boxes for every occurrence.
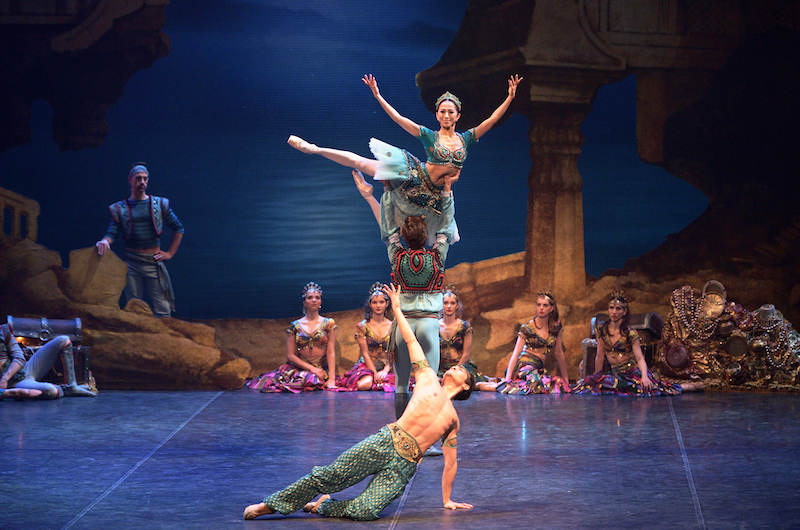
[611,358,637,374]
[388,423,422,463]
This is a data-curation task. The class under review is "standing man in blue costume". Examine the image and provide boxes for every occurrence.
[353,169,456,425]
[95,163,185,317]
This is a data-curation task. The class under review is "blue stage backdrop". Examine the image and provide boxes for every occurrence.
[0,0,707,319]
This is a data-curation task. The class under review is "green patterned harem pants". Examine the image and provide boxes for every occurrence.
[264,426,418,521]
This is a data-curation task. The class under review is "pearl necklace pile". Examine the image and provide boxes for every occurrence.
[672,288,719,340]
[755,319,791,368]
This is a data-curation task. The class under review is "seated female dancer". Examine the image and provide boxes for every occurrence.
[574,290,702,395]
[336,283,395,392]
[438,286,495,390]
[486,290,572,394]
[1,323,96,400]
[288,73,522,246]
[246,283,338,392]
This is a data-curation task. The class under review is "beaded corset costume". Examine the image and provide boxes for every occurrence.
[419,126,476,169]
[393,126,477,214]
[440,320,473,365]
[288,318,336,367]
[598,325,640,368]
[355,320,391,369]
[519,319,562,358]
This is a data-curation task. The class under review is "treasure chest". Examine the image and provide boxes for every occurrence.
[6,315,92,386]
[581,312,664,376]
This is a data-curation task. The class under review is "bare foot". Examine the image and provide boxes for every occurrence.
[287,135,319,154]
[352,170,374,199]
[680,382,705,392]
[243,502,274,520]
[302,494,330,514]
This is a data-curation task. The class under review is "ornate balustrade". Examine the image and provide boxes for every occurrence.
[0,187,40,243]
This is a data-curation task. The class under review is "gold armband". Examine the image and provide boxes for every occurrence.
[410,359,430,375]
[443,436,457,449]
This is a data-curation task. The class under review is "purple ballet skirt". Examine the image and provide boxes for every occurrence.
[574,359,681,396]
[335,360,396,392]
[245,363,328,393]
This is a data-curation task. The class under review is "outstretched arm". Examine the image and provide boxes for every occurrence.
[472,74,522,140]
[352,170,381,224]
[441,424,472,511]
[363,75,421,137]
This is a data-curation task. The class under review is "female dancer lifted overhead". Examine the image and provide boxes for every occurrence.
[288,74,522,246]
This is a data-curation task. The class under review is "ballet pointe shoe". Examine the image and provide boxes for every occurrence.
[287,135,319,154]
[243,502,274,520]
[303,494,330,514]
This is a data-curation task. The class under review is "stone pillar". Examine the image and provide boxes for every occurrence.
[521,103,589,299]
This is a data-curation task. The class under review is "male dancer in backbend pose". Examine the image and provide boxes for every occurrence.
[244,283,475,521]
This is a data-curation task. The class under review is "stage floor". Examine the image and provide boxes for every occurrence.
[2,389,799,530]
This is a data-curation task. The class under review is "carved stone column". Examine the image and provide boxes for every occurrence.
[521,103,590,298]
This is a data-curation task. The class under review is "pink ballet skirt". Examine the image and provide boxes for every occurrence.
[335,360,396,392]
